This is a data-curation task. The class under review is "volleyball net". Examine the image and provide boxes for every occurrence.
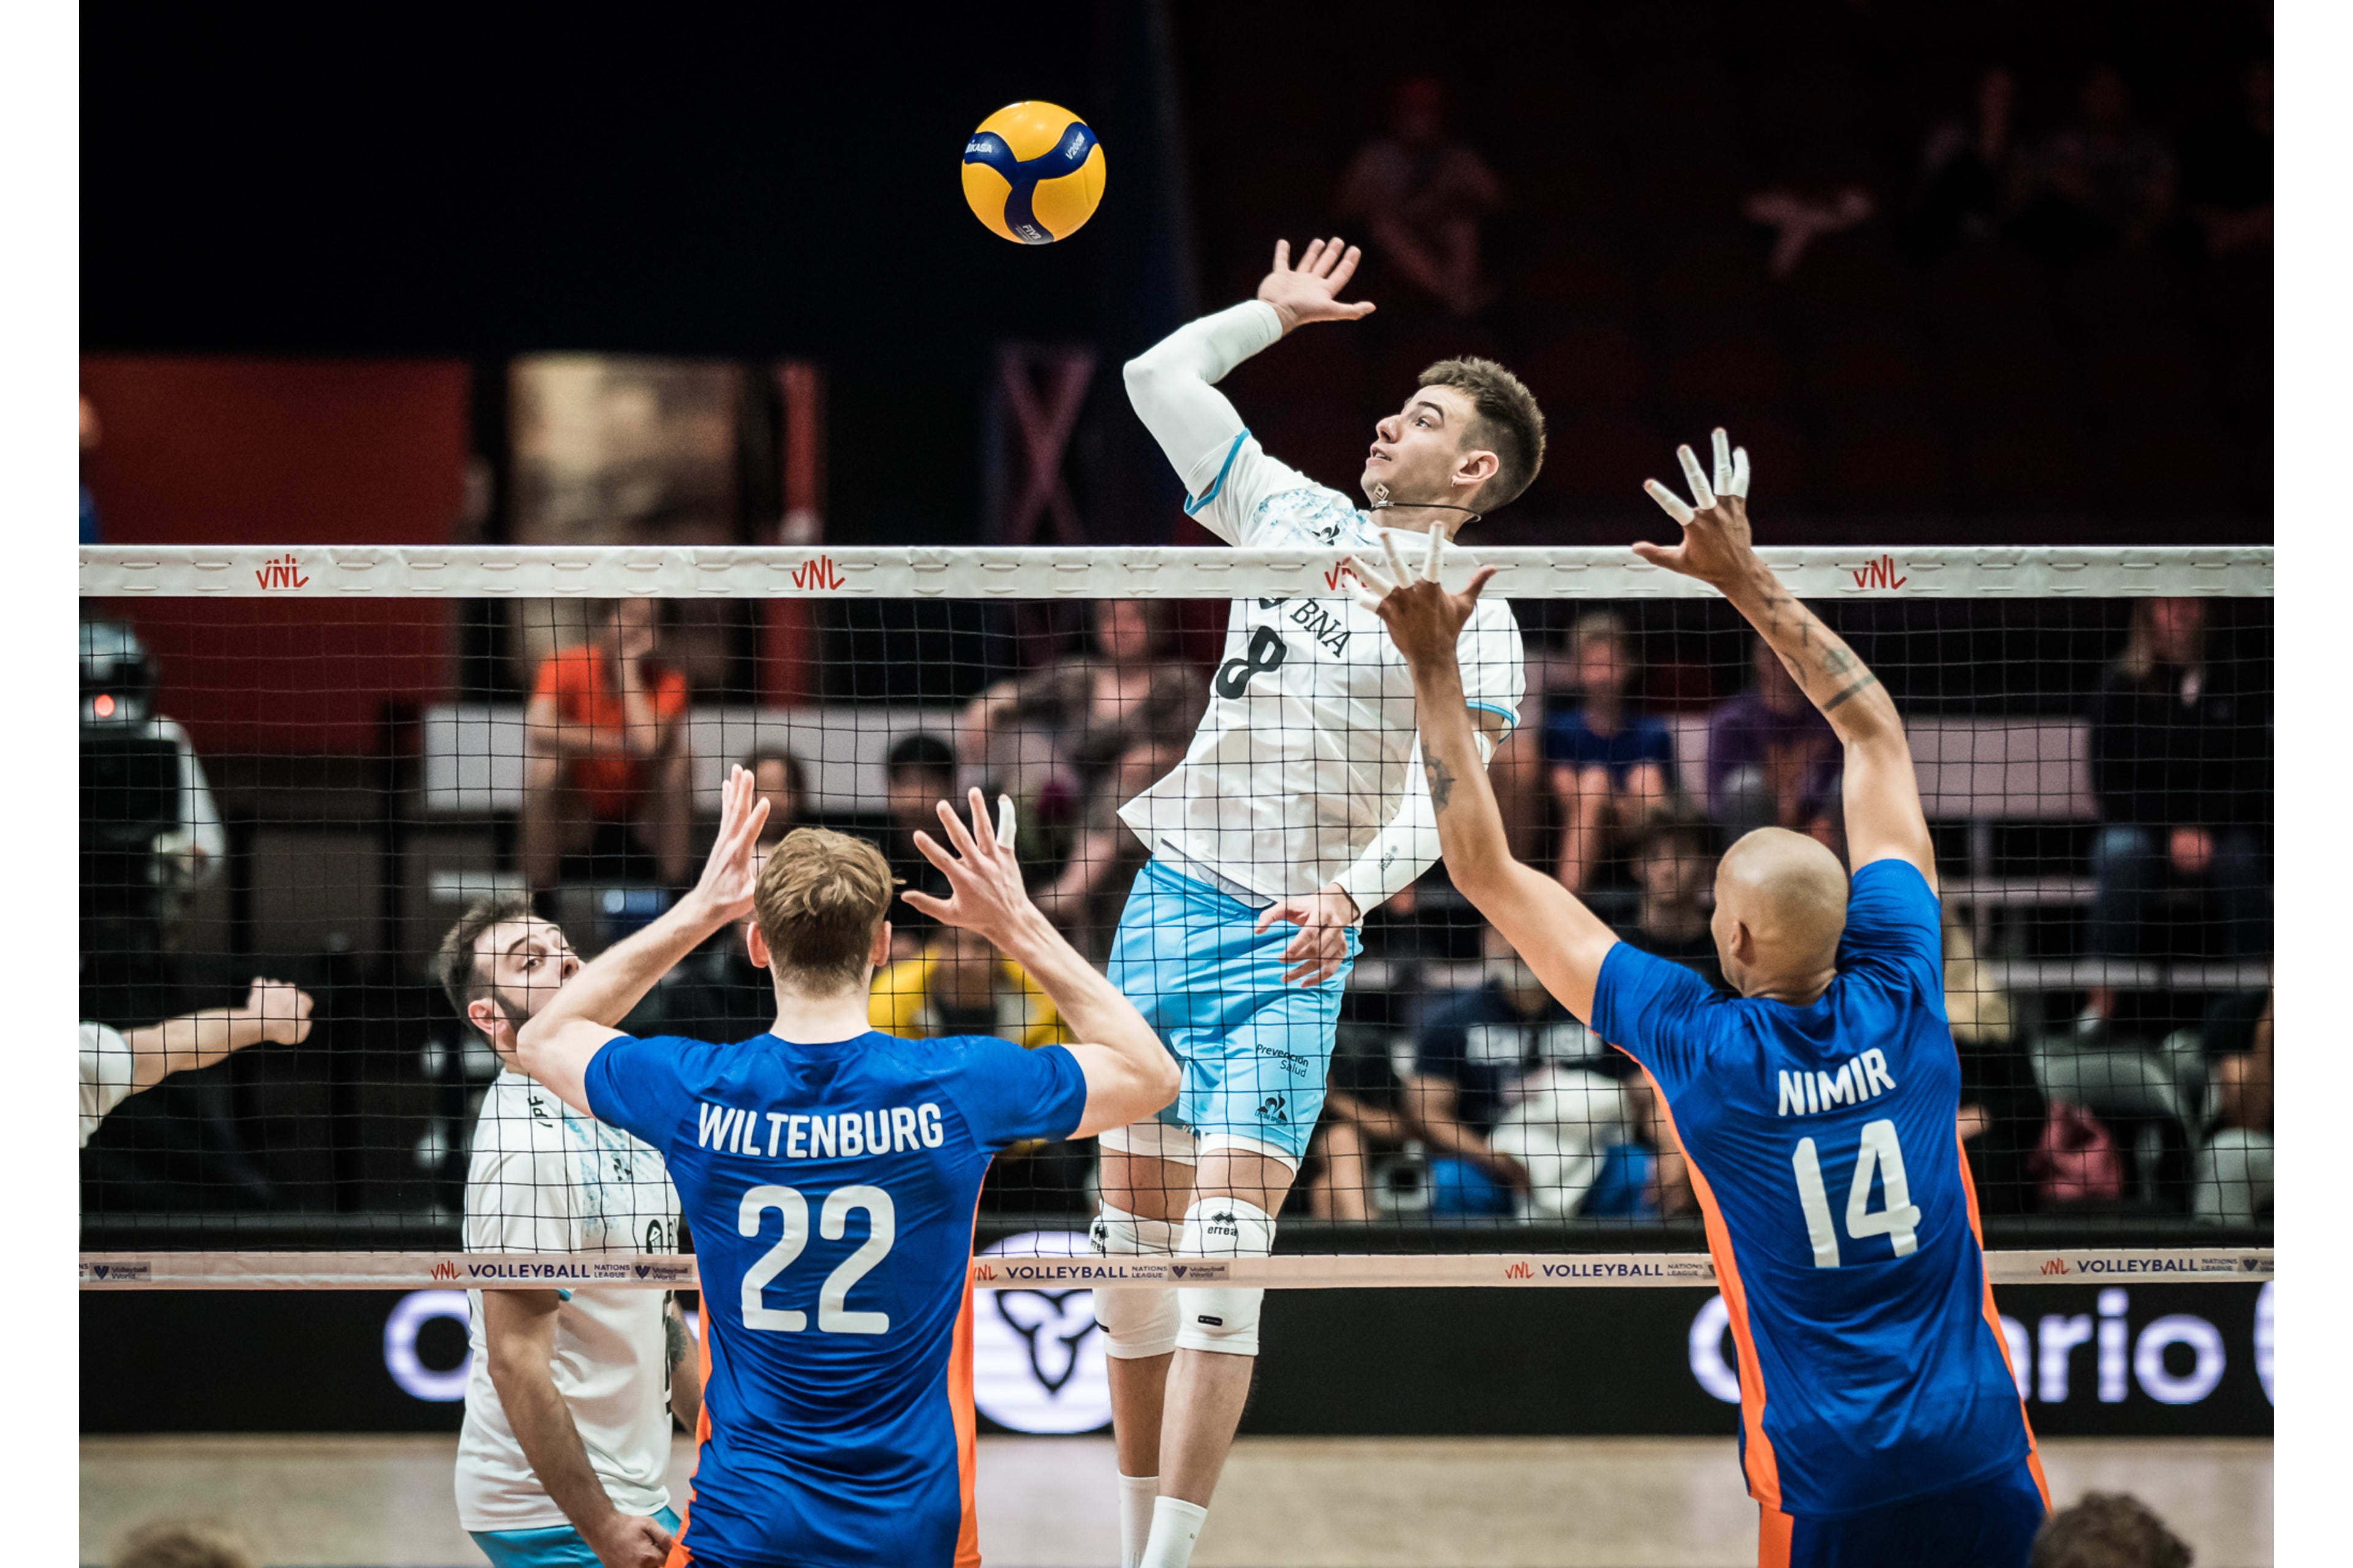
[77,545,2273,1289]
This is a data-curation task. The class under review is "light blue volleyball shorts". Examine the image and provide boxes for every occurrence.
[1103,857,1360,1166]
[471,1506,681,1568]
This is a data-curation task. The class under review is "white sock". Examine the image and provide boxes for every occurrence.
[1139,1495,1208,1568]
[1117,1474,1159,1568]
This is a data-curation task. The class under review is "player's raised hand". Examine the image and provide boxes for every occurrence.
[1632,427,1756,590]
[903,789,1032,947]
[1257,237,1377,333]
[243,978,315,1045]
[686,764,770,925]
[1349,525,1499,672]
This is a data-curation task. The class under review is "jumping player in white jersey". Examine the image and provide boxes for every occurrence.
[1097,237,1546,1568]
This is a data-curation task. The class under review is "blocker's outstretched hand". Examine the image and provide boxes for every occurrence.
[684,765,771,927]
[1632,427,1757,591]
[903,789,1032,949]
[1258,237,1377,334]
[1349,526,1499,673]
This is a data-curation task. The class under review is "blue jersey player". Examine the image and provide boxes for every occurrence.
[1353,430,2048,1568]
[515,768,1178,1568]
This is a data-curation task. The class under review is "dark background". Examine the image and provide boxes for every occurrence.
[85,1,2274,547]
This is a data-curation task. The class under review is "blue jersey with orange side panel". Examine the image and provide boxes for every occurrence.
[1591,860,2042,1521]
[585,1029,1086,1568]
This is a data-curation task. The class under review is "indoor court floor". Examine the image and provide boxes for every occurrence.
[80,1432,2272,1567]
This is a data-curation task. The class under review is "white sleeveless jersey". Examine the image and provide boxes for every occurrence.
[1117,431,1525,900]
[455,1068,683,1532]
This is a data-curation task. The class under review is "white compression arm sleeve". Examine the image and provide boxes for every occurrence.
[1121,301,1283,482]
[1330,730,1498,917]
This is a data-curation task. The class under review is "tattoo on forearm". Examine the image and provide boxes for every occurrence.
[665,1310,691,1369]
[1819,645,1854,677]
[1822,674,1881,711]
[1424,758,1457,812]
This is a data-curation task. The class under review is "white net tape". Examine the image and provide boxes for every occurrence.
[82,545,2272,600]
[78,1247,2273,1290]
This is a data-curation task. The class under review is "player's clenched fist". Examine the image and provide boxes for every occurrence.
[585,1510,675,1568]
[242,978,315,1045]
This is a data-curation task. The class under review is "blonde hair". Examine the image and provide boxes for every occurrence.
[753,828,896,994]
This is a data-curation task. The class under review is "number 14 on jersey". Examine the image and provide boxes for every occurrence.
[1792,1118,1923,1269]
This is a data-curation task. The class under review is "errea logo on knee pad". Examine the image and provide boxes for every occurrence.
[1205,1210,1240,1240]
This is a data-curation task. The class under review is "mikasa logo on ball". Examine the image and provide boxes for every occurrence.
[960,100,1107,245]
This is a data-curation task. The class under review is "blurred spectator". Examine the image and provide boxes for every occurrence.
[1336,75,1504,316]
[1705,637,1838,848]
[1903,66,2021,258]
[1744,184,1874,279]
[883,733,962,956]
[520,599,694,892]
[868,923,1070,1047]
[1545,612,1676,895]
[1408,924,1645,1218]
[81,394,102,543]
[2029,1491,2192,1568]
[81,619,228,895]
[1610,808,1722,991]
[80,979,316,1148]
[1944,911,2046,1216]
[1300,1025,1415,1221]
[2082,597,2270,1026]
[743,746,803,848]
[960,600,1205,853]
[2184,59,2272,257]
[81,619,228,1031]
[2014,65,2177,258]
[2194,988,2272,1225]
[112,1520,260,1568]
[1034,735,1185,958]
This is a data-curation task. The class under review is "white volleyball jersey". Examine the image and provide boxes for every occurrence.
[455,1068,682,1533]
[1116,431,1525,900]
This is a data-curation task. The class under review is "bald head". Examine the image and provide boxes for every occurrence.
[1711,828,1849,1002]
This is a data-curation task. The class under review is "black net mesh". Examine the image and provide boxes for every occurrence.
[77,578,2272,1268]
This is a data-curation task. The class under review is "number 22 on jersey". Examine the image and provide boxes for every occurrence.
[1791,1118,1923,1268]
[738,1184,896,1335]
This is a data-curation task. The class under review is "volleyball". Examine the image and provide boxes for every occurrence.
[961,101,1106,244]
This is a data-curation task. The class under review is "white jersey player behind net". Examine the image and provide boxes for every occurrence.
[1094,237,1545,1568]
[434,898,698,1568]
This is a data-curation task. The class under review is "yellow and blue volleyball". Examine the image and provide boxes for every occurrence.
[961,102,1106,244]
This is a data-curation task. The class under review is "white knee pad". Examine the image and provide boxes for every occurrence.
[1172,1196,1275,1357]
[1090,1205,1180,1360]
